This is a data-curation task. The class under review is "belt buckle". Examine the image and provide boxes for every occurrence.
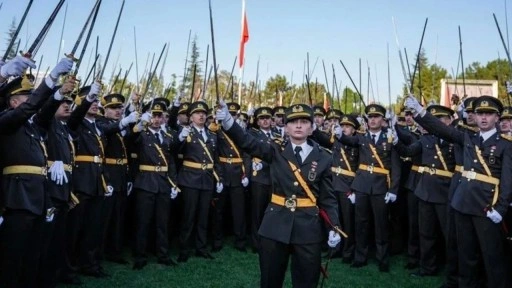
[335,167,341,174]
[285,196,297,212]
[155,166,162,172]
[367,165,374,174]
[116,158,123,165]
[466,171,477,180]
[418,166,425,174]
[41,167,48,175]
[227,158,232,164]
[201,163,207,170]
[93,156,100,163]
[429,167,436,175]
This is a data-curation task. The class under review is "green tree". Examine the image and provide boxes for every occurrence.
[4,18,18,60]
[181,35,203,97]
[464,58,511,102]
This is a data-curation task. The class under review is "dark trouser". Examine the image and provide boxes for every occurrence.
[105,190,128,258]
[455,210,510,288]
[445,205,458,288]
[66,193,104,271]
[179,187,212,254]
[134,189,171,263]
[407,191,420,266]
[418,199,447,274]
[213,185,247,249]
[250,182,271,251]
[39,201,69,288]
[259,236,321,288]
[338,190,355,260]
[0,209,45,288]
[354,191,389,266]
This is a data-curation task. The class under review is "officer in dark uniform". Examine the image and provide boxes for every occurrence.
[66,81,127,278]
[177,101,223,262]
[326,108,343,128]
[216,102,342,287]
[168,98,190,131]
[238,111,249,130]
[395,105,456,277]
[39,84,82,287]
[0,57,74,287]
[312,106,326,131]
[271,106,286,138]
[247,107,279,252]
[405,95,512,288]
[335,104,401,272]
[98,94,138,265]
[212,102,250,252]
[131,101,179,270]
[313,114,360,263]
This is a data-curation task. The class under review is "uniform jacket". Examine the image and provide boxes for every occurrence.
[338,128,401,195]
[97,117,129,191]
[247,128,279,186]
[46,119,74,202]
[415,112,512,217]
[0,83,60,215]
[217,129,251,187]
[396,133,455,204]
[132,127,177,193]
[225,123,340,245]
[312,129,359,193]
[177,126,222,190]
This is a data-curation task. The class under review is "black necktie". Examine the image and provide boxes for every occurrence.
[294,146,303,165]
[266,132,271,139]
[199,129,204,141]
[479,136,484,147]
[155,132,161,144]
[371,134,376,144]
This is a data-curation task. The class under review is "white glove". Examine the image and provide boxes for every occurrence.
[173,94,181,107]
[348,192,355,204]
[170,187,178,199]
[404,96,424,116]
[49,161,68,185]
[178,126,191,142]
[391,129,399,145]
[0,55,36,78]
[216,182,224,193]
[252,162,263,171]
[46,208,55,223]
[140,112,151,123]
[390,113,398,128]
[121,111,139,127]
[507,81,512,94]
[86,81,101,102]
[105,185,114,197]
[247,107,255,117]
[50,58,74,80]
[327,230,341,248]
[486,210,503,223]
[384,192,397,204]
[127,182,133,196]
[241,177,249,187]
[215,100,231,121]
[334,125,342,138]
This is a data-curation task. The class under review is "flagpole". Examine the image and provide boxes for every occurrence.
[238,0,248,105]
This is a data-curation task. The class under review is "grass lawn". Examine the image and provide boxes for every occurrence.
[61,245,444,288]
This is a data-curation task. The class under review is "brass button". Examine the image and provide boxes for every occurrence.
[293,182,298,186]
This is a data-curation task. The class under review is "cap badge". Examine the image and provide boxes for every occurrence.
[292,105,303,113]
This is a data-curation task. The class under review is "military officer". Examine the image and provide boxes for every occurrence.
[0,57,73,287]
[217,102,342,288]
[131,101,179,270]
[313,114,360,263]
[271,106,286,138]
[212,102,250,252]
[176,101,223,262]
[395,105,456,277]
[405,95,512,288]
[247,107,280,252]
[312,106,326,130]
[98,94,138,265]
[334,104,401,272]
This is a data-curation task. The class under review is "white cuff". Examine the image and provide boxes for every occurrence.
[45,76,56,89]
[53,89,64,101]
[222,116,234,130]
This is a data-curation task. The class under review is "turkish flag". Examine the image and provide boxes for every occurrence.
[239,1,249,68]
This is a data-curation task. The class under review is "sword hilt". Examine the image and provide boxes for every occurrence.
[65,53,79,63]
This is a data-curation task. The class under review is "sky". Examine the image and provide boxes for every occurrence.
[0,0,510,105]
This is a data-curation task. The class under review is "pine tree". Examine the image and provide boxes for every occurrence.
[181,35,202,99]
[4,18,18,60]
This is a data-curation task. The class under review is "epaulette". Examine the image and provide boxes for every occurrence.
[356,130,366,134]
[501,133,512,141]
[251,127,259,132]
[162,130,172,138]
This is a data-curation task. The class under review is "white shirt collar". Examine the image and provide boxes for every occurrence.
[480,127,497,142]
[291,141,313,161]
[369,130,382,140]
